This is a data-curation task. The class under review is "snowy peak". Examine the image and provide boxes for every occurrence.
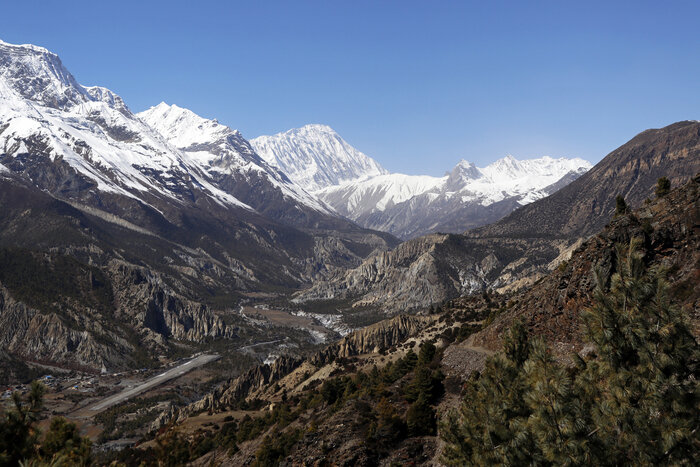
[251,124,387,191]
[137,103,332,214]
[138,102,275,176]
[446,159,482,190]
[0,39,255,210]
[317,154,592,238]
[84,86,130,114]
[480,155,590,181]
[0,39,89,110]
[138,102,237,150]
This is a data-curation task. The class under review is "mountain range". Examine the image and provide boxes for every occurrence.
[252,124,591,239]
[0,39,398,377]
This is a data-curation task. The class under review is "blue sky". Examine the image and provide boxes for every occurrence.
[1,1,698,175]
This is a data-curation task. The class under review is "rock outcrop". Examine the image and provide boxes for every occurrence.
[0,283,131,371]
[177,354,303,418]
[312,314,436,365]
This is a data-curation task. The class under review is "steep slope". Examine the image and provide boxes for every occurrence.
[296,122,700,312]
[251,124,387,191]
[472,120,700,239]
[468,172,700,355]
[318,156,591,239]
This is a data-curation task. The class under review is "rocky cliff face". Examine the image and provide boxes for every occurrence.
[296,231,567,312]
[177,354,304,418]
[175,313,436,422]
[0,283,131,371]
[107,260,233,342]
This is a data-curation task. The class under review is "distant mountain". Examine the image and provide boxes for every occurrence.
[317,156,591,239]
[296,121,700,312]
[251,124,388,191]
[251,120,590,239]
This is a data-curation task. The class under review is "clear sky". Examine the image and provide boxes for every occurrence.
[1,0,698,175]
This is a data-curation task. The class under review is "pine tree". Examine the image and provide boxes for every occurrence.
[441,239,700,465]
[615,194,628,215]
[441,324,536,465]
[406,393,437,436]
[580,238,699,463]
[0,381,44,465]
[656,176,671,198]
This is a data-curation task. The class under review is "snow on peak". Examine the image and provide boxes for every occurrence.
[0,39,52,55]
[481,154,591,182]
[138,102,237,149]
[293,123,334,133]
[84,86,130,113]
[138,103,332,213]
[0,40,255,211]
[251,124,387,191]
[0,38,89,109]
[318,154,592,227]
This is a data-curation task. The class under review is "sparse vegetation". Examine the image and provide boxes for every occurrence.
[615,194,628,215]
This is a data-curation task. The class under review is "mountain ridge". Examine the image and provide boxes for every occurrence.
[0,39,398,378]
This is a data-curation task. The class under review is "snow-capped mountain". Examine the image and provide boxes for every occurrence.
[0,39,251,210]
[0,38,397,284]
[249,116,589,239]
[251,124,388,191]
[317,155,592,239]
[0,39,342,230]
[137,103,332,217]
[0,39,406,376]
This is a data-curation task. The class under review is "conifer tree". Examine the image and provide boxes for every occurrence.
[406,393,437,436]
[441,239,699,466]
[656,176,671,198]
[615,194,628,215]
